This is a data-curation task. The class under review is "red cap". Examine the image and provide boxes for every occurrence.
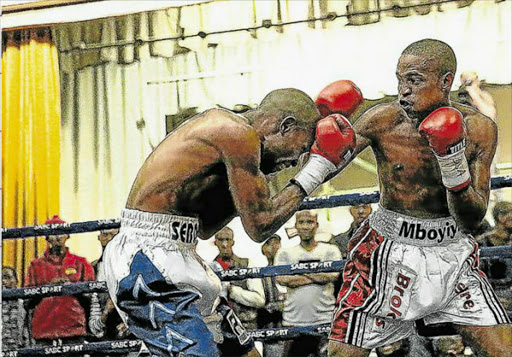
[315,80,364,118]
[45,215,66,225]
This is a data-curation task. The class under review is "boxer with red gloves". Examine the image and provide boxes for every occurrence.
[327,39,510,357]
[102,88,356,357]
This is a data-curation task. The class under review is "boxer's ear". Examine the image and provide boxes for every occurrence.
[280,116,296,135]
[441,72,454,93]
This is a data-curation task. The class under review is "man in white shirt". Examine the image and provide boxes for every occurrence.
[275,210,342,357]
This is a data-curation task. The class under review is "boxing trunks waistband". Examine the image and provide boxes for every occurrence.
[120,209,199,246]
[368,205,463,247]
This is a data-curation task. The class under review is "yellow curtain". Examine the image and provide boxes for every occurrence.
[2,28,61,286]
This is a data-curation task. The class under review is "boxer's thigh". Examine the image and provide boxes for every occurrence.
[425,241,510,327]
[149,246,222,316]
[456,324,512,357]
[328,339,370,357]
[115,250,219,357]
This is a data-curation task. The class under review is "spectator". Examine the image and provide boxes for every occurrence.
[458,71,497,120]
[478,201,512,310]
[275,210,342,357]
[330,204,372,258]
[89,228,131,344]
[213,227,265,355]
[258,234,286,357]
[25,215,95,346]
[2,267,29,350]
[91,228,119,275]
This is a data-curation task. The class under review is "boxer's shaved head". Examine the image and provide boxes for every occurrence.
[246,88,320,174]
[402,39,457,77]
[259,88,321,127]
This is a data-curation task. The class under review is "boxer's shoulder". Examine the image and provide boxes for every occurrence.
[355,101,400,136]
[200,109,261,161]
[452,101,495,126]
[446,102,497,162]
[453,102,497,145]
[197,109,256,140]
[198,108,252,133]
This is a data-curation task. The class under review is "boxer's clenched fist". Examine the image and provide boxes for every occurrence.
[316,80,364,118]
[293,114,356,195]
[419,107,470,191]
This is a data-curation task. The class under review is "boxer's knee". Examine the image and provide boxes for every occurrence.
[456,324,512,356]
[327,339,370,357]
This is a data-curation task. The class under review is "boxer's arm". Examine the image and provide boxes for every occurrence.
[221,126,307,242]
[325,107,374,179]
[352,105,379,153]
[447,113,497,232]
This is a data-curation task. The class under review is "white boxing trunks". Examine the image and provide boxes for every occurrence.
[100,209,223,356]
[330,205,510,349]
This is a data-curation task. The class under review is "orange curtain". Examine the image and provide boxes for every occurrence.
[2,28,61,286]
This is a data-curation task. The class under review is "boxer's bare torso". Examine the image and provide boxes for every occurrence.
[127,109,240,235]
[126,107,313,239]
[328,40,509,357]
[353,100,496,221]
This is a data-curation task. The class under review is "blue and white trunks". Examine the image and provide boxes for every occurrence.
[100,209,252,356]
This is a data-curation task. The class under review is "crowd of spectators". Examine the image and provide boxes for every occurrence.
[2,266,29,350]
[2,216,128,354]
[2,200,511,356]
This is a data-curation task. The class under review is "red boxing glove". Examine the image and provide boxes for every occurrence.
[316,80,364,118]
[312,114,356,167]
[293,114,356,194]
[419,107,471,191]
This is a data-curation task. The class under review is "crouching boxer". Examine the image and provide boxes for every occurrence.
[101,86,363,357]
[327,39,512,357]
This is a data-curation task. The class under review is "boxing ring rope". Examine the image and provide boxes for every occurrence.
[4,244,512,301]
[300,175,512,209]
[1,325,334,356]
[2,176,511,239]
[2,175,511,356]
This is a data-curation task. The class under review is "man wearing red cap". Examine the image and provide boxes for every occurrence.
[25,215,95,345]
